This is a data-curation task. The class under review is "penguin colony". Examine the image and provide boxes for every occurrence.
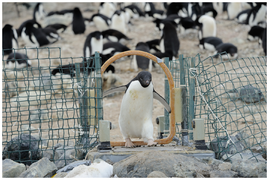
[2,2,267,146]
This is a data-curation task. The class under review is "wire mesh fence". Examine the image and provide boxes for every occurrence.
[2,47,267,165]
[167,53,267,161]
[2,47,102,166]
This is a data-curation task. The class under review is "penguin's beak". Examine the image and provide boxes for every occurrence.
[145,80,150,85]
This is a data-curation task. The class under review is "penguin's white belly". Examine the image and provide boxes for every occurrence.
[204,43,216,51]
[93,17,109,31]
[119,81,153,140]
[202,22,216,37]
[90,38,103,55]
[110,16,126,34]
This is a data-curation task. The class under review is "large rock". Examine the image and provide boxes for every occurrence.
[2,159,26,178]
[113,151,211,178]
[19,157,57,178]
[231,158,267,177]
[174,157,211,178]
[218,162,232,171]
[222,150,266,162]
[207,157,223,166]
[64,159,113,178]
[56,160,91,173]
[210,170,238,178]
[2,134,41,165]
[209,131,251,159]
[147,171,167,178]
[53,172,68,178]
[54,146,84,169]
[250,138,267,160]
[239,84,264,103]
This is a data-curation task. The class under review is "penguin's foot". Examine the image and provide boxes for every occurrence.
[125,138,135,148]
[147,139,157,147]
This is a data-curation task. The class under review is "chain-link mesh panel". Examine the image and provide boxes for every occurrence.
[2,47,102,166]
[167,52,267,161]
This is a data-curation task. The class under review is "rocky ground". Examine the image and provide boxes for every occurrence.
[2,149,267,178]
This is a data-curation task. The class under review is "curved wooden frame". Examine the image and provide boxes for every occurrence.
[101,50,175,146]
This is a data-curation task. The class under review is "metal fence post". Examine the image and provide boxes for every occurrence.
[180,54,185,85]
[179,55,189,146]
[94,52,103,132]
[75,62,89,145]
[164,57,170,135]
[188,57,195,140]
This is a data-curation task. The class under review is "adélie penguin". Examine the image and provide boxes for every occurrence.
[2,24,19,55]
[103,71,171,147]
[72,7,86,34]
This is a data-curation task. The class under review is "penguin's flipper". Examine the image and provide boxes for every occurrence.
[153,89,171,113]
[103,85,127,97]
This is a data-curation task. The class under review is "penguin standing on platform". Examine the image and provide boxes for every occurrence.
[103,71,171,148]
[83,31,103,58]
[72,7,85,34]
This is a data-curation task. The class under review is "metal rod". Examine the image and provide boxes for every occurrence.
[94,52,103,131]
[181,85,189,146]
[188,57,195,140]
[164,57,170,134]
[179,54,185,85]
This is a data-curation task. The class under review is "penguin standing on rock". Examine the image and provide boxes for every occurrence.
[72,7,86,34]
[2,24,19,55]
[103,71,171,148]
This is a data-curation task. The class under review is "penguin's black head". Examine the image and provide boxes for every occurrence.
[137,71,152,88]
[91,31,102,40]
[3,24,13,31]
[73,7,82,15]
[114,10,121,16]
